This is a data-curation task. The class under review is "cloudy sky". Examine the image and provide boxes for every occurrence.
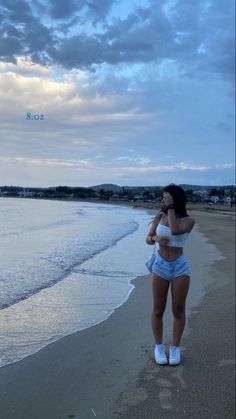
[0,0,235,187]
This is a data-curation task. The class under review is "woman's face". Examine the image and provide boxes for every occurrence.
[160,200,166,211]
[160,195,167,212]
[162,192,173,205]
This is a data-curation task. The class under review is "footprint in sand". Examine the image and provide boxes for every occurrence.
[219,359,236,376]
[157,378,173,388]
[122,387,148,407]
[155,363,187,410]
[170,365,187,389]
[158,388,173,410]
[218,359,235,367]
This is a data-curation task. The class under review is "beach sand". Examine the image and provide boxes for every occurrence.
[0,209,235,419]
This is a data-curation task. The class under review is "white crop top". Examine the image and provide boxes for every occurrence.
[156,223,189,248]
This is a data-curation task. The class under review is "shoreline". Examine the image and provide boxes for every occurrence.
[0,202,221,370]
[1,194,235,214]
[0,209,235,418]
[0,202,150,368]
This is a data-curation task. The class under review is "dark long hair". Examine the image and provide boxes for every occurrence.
[163,184,188,217]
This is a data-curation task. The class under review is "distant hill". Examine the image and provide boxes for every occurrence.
[179,184,213,191]
[179,184,234,191]
[90,184,163,193]
[90,184,122,192]
[90,183,233,192]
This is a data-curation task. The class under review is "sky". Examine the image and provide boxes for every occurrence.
[0,0,235,188]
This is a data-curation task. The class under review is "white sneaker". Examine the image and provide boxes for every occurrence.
[169,346,181,365]
[154,344,168,365]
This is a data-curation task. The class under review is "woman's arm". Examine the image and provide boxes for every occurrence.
[167,209,195,235]
[163,192,195,234]
[145,211,163,245]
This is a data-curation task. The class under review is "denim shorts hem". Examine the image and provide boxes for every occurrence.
[152,253,191,282]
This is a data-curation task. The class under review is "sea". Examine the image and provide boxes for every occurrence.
[0,197,153,367]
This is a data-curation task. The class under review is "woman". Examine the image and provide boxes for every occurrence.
[146,184,195,365]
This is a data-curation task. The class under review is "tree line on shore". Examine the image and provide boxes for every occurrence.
[0,185,235,204]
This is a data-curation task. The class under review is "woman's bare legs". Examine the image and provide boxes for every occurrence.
[171,275,190,346]
[151,275,170,344]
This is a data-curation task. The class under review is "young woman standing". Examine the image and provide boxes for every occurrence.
[146,184,195,365]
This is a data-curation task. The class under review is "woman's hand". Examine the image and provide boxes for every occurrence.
[162,192,175,211]
[152,235,169,245]
[146,235,156,245]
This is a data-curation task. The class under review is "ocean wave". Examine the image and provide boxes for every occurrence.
[0,220,139,310]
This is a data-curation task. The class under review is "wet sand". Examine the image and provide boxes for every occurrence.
[0,209,235,419]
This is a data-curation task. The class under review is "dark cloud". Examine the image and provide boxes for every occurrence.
[48,0,83,20]
[85,0,116,24]
[0,1,54,63]
[100,7,174,61]
[0,0,234,80]
[167,0,235,78]
[47,0,115,21]
[1,22,20,38]
[1,0,32,23]
[49,34,104,68]
[54,16,82,35]
[48,6,174,68]
[25,21,54,51]
[0,36,23,60]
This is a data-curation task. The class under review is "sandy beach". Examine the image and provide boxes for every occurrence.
[0,208,235,419]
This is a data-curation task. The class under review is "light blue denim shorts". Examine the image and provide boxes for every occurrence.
[152,252,191,282]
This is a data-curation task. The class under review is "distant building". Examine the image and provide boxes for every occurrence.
[193,190,208,197]
[134,194,144,201]
[211,196,220,203]
[19,188,35,198]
